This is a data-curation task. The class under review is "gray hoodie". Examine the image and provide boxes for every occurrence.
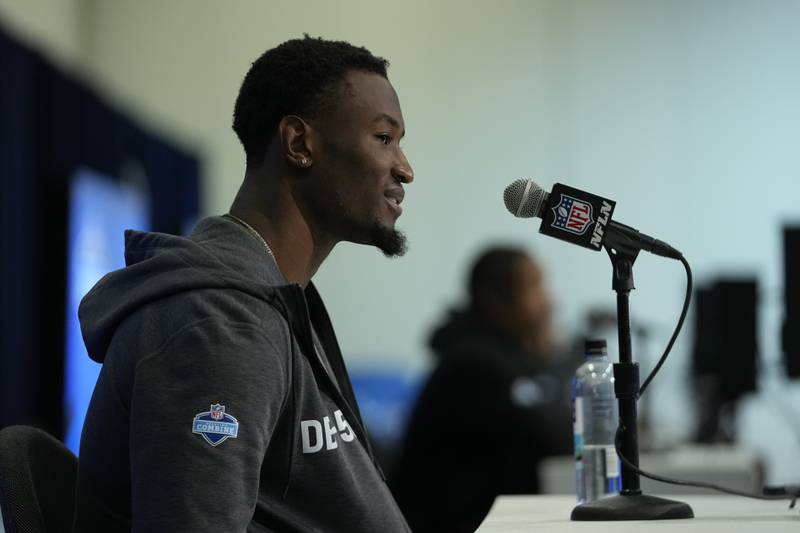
[73,216,410,533]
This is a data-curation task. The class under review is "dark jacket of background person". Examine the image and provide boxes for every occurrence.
[392,248,572,533]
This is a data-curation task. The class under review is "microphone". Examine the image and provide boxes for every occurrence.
[503,179,682,260]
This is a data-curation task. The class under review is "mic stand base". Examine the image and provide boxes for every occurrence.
[571,493,694,521]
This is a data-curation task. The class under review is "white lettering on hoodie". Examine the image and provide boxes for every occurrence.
[301,409,355,454]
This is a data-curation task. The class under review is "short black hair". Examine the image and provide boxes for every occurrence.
[468,247,529,312]
[232,35,389,166]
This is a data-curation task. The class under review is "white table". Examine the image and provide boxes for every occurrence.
[476,495,799,532]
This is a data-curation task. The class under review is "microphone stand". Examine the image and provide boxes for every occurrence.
[570,232,694,520]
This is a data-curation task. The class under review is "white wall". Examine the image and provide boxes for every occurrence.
[3,0,799,483]
[0,0,88,71]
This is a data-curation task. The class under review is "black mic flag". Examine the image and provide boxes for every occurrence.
[539,183,616,252]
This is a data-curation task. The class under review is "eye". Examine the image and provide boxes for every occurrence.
[376,134,391,145]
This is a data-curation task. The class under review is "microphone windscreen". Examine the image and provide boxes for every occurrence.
[503,179,548,218]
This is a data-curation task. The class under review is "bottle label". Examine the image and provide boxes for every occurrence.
[572,397,584,460]
[605,445,620,478]
[574,397,584,434]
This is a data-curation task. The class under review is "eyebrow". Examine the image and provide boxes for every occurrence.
[373,113,405,138]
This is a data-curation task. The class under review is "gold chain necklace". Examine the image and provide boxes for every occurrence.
[223,213,274,257]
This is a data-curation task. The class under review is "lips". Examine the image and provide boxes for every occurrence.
[384,186,405,218]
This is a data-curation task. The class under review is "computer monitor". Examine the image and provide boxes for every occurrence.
[64,167,150,454]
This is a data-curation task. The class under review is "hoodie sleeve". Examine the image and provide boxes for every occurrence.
[128,314,290,533]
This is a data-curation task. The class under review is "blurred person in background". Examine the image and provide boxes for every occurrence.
[73,36,414,532]
[393,246,572,533]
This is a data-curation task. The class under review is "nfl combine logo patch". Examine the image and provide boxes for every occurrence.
[192,404,239,447]
[551,194,594,235]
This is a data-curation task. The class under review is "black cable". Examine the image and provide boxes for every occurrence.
[615,254,799,510]
[614,424,798,508]
[638,254,692,396]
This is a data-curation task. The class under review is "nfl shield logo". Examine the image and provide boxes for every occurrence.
[192,404,239,447]
[551,194,594,235]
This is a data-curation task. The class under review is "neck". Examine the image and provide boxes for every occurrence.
[229,170,335,287]
[475,307,552,356]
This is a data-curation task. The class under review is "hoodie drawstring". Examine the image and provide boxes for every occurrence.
[282,330,297,500]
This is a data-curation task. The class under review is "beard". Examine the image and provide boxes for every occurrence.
[370,221,408,257]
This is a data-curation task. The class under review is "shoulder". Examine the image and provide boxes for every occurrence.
[125,314,292,399]
[112,288,293,369]
[161,285,286,330]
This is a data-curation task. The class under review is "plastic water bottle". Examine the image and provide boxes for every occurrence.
[572,339,621,503]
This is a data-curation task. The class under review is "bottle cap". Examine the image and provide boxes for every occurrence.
[585,339,607,356]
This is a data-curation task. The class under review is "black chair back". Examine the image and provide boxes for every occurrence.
[0,425,78,533]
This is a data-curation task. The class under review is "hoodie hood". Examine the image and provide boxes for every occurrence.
[79,216,287,363]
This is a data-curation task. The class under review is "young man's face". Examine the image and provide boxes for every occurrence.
[304,70,414,256]
[506,257,553,354]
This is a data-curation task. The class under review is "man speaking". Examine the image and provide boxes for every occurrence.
[73,36,414,532]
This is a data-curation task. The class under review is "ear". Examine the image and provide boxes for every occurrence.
[475,289,511,324]
[484,292,512,323]
[278,115,314,169]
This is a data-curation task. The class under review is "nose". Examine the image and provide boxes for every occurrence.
[392,151,414,184]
